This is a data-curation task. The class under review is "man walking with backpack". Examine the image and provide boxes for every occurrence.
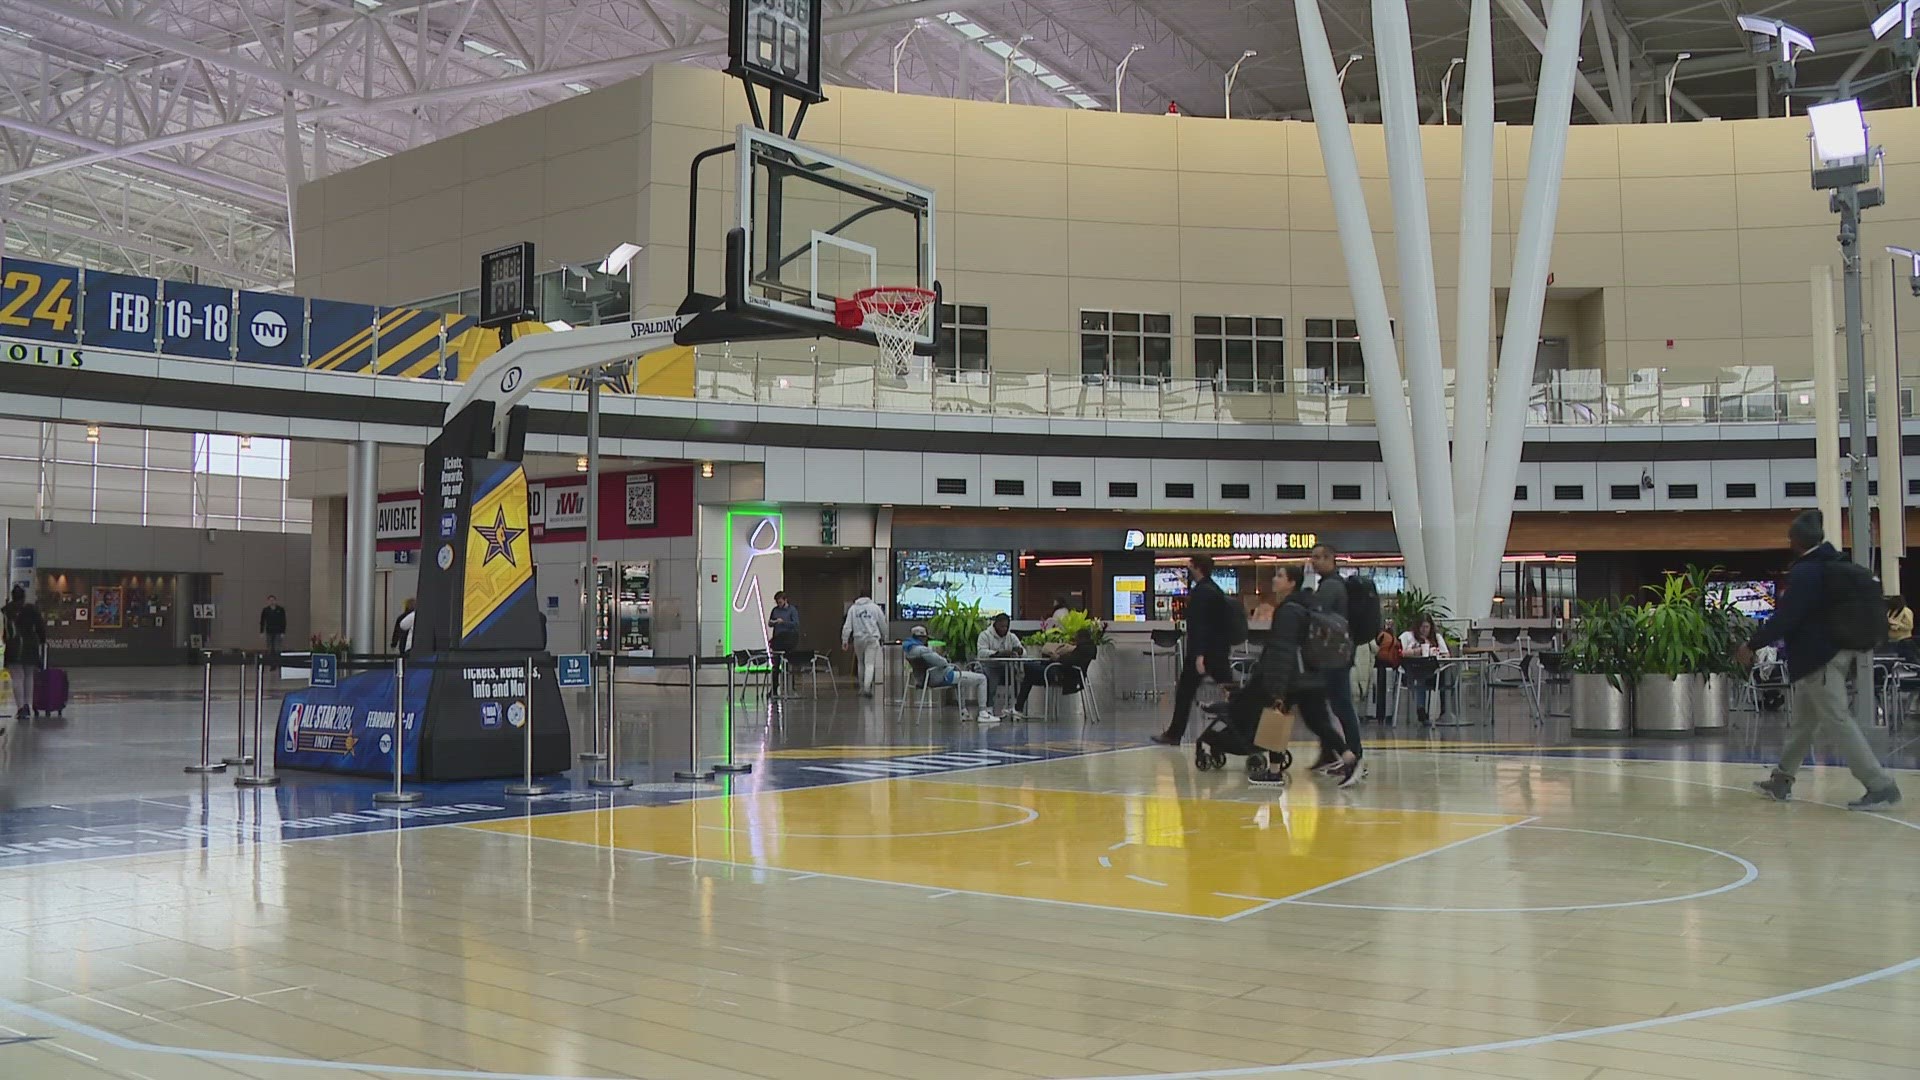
[1737,510,1902,811]
[1308,544,1369,779]
[4,583,46,727]
[1153,554,1244,745]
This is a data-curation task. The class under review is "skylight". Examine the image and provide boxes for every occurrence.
[936,11,1103,109]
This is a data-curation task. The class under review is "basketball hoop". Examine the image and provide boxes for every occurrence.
[836,286,936,379]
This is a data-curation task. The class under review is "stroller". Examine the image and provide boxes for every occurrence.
[1193,689,1295,776]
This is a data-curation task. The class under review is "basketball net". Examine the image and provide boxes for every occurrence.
[838,286,935,380]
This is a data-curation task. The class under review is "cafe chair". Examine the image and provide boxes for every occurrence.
[784,649,837,697]
[898,653,953,716]
[1136,629,1183,701]
[1041,661,1101,724]
[1485,652,1544,725]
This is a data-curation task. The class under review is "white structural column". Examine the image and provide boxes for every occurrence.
[1468,0,1584,620]
[1814,266,1844,541]
[1294,0,1428,588]
[1372,0,1459,608]
[1873,259,1904,586]
[1450,0,1496,599]
[345,440,378,653]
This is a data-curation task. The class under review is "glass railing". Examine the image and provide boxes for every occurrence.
[688,352,1915,428]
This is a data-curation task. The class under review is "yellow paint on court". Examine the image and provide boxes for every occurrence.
[466,780,1527,918]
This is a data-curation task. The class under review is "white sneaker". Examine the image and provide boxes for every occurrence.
[976,710,1001,724]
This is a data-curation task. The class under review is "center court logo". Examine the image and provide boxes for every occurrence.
[249,309,288,347]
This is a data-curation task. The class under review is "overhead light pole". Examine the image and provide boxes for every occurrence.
[1004,34,1033,104]
[1115,43,1144,112]
[892,18,928,94]
[1810,98,1886,730]
[1337,53,1363,89]
[1738,14,1814,113]
[1440,56,1465,125]
[1224,50,1257,119]
[1664,52,1691,121]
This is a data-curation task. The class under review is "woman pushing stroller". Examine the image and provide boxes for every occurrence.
[1198,562,1361,788]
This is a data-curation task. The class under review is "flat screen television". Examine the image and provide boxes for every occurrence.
[1711,580,1777,619]
[1153,567,1188,595]
[893,550,1015,621]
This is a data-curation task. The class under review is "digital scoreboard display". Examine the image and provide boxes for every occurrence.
[478,241,535,329]
[729,0,824,102]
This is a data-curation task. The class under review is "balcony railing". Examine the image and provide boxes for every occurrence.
[689,352,1914,427]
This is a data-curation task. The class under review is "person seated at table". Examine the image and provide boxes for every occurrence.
[977,613,1026,705]
[1889,596,1913,644]
[903,626,993,722]
[1010,627,1099,719]
[1399,615,1450,725]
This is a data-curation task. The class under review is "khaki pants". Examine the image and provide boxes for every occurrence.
[1780,652,1897,792]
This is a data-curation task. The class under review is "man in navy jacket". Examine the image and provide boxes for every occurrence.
[1737,510,1901,811]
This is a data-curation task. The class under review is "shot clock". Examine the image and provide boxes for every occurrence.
[478,241,535,329]
[728,0,825,103]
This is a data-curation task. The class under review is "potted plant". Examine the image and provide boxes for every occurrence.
[1392,586,1450,639]
[1567,597,1638,736]
[1635,569,1713,736]
[926,595,988,663]
[1696,577,1751,734]
[309,633,351,659]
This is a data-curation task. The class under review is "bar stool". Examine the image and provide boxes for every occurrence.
[1138,629,1183,700]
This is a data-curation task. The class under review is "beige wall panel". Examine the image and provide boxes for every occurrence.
[950,214,1069,276]
[1509,125,1620,179]
[1180,226,1288,286]
[385,191,465,257]
[1540,231,1624,288]
[460,163,544,232]
[1069,278,1183,318]
[1178,172,1287,231]
[1733,169,1835,230]
[1737,226,1840,284]
[386,242,463,305]
[320,159,392,223]
[546,82,645,158]
[650,124,737,194]
[1290,285,1364,321]
[1620,175,1736,232]
[847,146,954,204]
[1178,283,1290,321]
[1622,230,1742,287]
[542,196,644,268]
[1622,284,1746,340]
[460,108,547,182]
[1286,175,1394,231]
[840,88,954,156]
[956,98,1066,164]
[1065,111,1177,169]
[954,156,1066,218]
[1283,121,1326,178]
[1177,115,1286,175]
[1732,112,1816,174]
[1068,165,1179,226]
[544,136,643,215]
[327,210,391,277]
[1287,229,1345,284]
[1617,120,1735,178]
[1625,336,1745,379]
[649,66,727,132]
[1067,222,1179,281]
[291,183,322,233]
[385,134,466,205]
[950,271,1069,332]
[987,329,1073,373]
[1739,282,1816,340]
[1737,334,1817,379]
[294,228,324,283]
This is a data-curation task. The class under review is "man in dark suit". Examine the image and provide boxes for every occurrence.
[1153,555,1233,745]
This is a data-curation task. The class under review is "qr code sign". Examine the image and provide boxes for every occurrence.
[624,475,656,527]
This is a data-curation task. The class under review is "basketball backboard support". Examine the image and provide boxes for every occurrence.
[679,124,939,353]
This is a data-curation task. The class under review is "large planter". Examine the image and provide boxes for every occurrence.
[1635,674,1699,737]
[1694,673,1731,733]
[1571,673,1631,736]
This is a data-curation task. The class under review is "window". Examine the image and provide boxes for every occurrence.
[935,303,989,377]
[1667,484,1699,500]
[1784,481,1816,498]
[1608,484,1642,501]
[1305,318,1370,394]
[1081,310,1173,383]
[1725,482,1758,499]
[1194,316,1284,393]
[1330,484,1363,501]
[934,477,968,495]
[1108,481,1139,498]
[1051,480,1082,498]
[992,479,1024,497]
[1552,484,1585,501]
[1220,483,1251,500]
[1514,485,1529,500]
[1276,483,1308,500]
[1165,482,1195,500]
[194,434,289,480]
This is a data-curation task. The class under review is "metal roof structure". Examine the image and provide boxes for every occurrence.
[0,0,1907,291]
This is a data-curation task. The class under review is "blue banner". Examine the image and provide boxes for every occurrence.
[307,299,378,372]
[310,653,337,688]
[374,306,447,379]
[81,269,158,352]
[276,667,431,777]
[236,290,306,366]
[0,258,80,344]
[556,654,592,687]
[159,281,235,360]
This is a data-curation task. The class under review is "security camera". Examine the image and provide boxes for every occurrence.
[1889,246,1920,297]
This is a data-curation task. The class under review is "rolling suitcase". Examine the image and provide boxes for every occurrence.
[33,647,68,716]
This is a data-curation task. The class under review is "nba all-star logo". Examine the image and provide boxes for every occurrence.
[471,506,524,567]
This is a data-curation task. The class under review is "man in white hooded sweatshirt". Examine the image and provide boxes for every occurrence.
[840,591,887,696]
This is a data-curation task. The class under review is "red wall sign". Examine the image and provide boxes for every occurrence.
[377,465,695,552]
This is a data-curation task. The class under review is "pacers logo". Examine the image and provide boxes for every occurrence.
[250,309,288,348]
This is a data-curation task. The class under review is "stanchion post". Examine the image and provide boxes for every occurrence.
[675,655,715,781]
[580,651,607,763]
[223,650,253,766]
[374,654,423,804]
[714,656,751,774]
[505,656,554,797]
[185,651,226,773]
[588,652,632,788]
[235,654,280,787]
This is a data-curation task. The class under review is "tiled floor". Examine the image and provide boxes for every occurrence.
[0,666,1916,1078]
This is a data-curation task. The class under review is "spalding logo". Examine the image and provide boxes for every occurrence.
[499,367,523,394]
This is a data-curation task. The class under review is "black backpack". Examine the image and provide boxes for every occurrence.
[1345,576,1383,643]
[1223,590,1249,647]
[1301,608,1354,673]
[1823,557,1887,650]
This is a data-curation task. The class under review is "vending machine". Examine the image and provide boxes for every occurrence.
[592,561,654,655]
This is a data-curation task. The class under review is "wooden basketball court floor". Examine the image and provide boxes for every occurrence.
[2,740,1917,1080]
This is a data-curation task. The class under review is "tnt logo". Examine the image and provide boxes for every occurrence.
[250,309,288,347]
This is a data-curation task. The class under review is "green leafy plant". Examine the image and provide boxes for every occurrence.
[1026,610,1110,648]
[1566,597,1643,691]
[1640,566,1729,678]
[926,595,988,662]
[1392,586,1451,638]
[309,633,351,658]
